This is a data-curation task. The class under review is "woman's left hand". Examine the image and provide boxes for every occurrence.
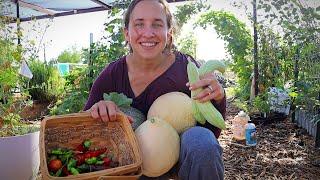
[187,72,225,103]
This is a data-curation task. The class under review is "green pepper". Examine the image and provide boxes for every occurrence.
[70,167,79,175]
[51,148,64,155]
[83,140,91,149]
[67,158,77,171]
[85,157,97,165]
[55,168,62,177]
[95,160,104,165]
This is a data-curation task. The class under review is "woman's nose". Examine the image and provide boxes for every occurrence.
[142,26,155,37]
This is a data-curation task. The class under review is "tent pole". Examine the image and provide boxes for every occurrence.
[16,0,21,45]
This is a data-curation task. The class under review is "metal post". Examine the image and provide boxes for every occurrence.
[88,33,94,89]
[253,0,259,96]
[292,47,300,122]
[316,92,320,148]
[16,0,21,45]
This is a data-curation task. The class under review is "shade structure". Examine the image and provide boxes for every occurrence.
[0,0,187,22]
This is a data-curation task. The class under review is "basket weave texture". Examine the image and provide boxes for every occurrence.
[40,112,142,180]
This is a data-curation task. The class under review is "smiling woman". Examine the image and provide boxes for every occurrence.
[83,0,226,179]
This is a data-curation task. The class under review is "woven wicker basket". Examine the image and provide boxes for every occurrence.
[40,112,142,180]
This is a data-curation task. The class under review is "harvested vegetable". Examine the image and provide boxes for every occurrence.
[187,60,226,130]
[104,92,146,130]
[46,140,118,177]
[147,92,196,134]
[135,117,180,177]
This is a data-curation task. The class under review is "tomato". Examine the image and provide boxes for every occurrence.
[48,159,62,172]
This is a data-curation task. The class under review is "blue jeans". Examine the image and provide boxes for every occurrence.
[140,127,224,180]
[179,127,224,180]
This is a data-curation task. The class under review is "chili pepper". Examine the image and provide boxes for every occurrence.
[85,157,97,165]
[85,148,107,158]
[62,166,71,176]
[67,158,77,171]
[70,167,80,175]
[102,157,111,166]
[51,148,64,155]
[83,140,91,149]
[75,144,85,152]
[75,154,85,166]
[75,140,91,152]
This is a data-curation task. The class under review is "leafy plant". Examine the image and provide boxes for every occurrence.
[21,59,65,103]
[196,11,253,99]
[51,6,128,115]
[57,46,82,63]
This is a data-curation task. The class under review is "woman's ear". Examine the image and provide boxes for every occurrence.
[123,27,130,42]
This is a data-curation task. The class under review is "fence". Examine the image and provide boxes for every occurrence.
[294,108,320,147]
[292,51,320,148]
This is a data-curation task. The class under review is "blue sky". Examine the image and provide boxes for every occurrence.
[19,1,251,62]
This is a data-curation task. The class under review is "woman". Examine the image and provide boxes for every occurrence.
[84,0,225,179]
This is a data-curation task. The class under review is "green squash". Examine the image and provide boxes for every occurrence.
[104,92,146,130]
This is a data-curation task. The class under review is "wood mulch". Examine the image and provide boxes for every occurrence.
[221,101,320,180]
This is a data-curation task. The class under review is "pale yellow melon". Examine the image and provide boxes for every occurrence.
[135,117,180,177]
[147,92,196,134]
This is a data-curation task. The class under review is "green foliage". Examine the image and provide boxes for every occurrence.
[196,11,253,99]
[21,60,65,103]
[174,1,210,36]
[57,46,82,63]
[257,0,320,109]
[104,92,132,108]
[257,26,294,92]
[52,7,128,115]
[0,1,43,136]
[49,91,87,115]
[176,33,197,57]
[251,93,270,114]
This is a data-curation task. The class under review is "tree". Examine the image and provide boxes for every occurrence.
[57,46,81,63]
[173,0,210,36]
[176,33,197,58]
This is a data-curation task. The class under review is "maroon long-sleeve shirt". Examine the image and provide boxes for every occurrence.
[84,52,226,138]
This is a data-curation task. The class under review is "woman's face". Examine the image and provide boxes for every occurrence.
[124,0,171,60]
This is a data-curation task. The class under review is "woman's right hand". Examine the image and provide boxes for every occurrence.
[89,100,120,123]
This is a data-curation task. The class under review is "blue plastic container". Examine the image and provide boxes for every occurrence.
[245,123,257,146]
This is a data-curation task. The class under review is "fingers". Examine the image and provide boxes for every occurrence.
[89,100,119,123]
[187,73,224,102]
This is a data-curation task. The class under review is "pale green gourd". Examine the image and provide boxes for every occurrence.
[199,60,226,75]
[187,59,226,130]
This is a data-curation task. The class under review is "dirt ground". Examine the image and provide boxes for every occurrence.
[221,101,320,180]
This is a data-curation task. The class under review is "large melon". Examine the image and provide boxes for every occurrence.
[147,92,196,134]
[135,117,180,177]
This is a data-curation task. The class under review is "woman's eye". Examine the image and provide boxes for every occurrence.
[135,23,144,27]
[153,23,163,28]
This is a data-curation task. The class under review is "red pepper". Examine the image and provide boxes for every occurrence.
[103,157,111,166]
[75,144,85,152]
[85,148,107,158]
[75,154,85,166]
[75,148,107,166]
[62,166,71,176]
